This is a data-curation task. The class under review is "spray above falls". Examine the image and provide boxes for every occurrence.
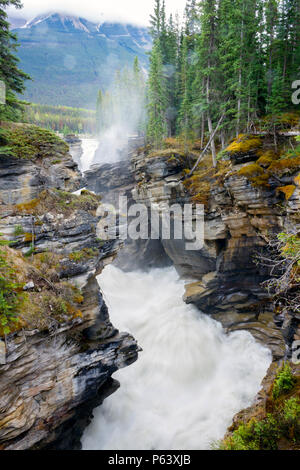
[92,58,146,165]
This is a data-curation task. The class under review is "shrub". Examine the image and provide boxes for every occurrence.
[272,363,296,400]
[0,243,24,335]
[0,124,68,160]
[283,398,300,423]
[14,225,24,237]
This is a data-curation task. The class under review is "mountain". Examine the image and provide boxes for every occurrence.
[10,13,151,109]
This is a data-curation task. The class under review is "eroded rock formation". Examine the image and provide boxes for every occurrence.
[0,124,139,450]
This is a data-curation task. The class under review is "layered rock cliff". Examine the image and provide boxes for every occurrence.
[85,130,300,362]
[0,123,139,450]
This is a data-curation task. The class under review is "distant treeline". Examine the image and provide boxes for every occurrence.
[24,103,96,135]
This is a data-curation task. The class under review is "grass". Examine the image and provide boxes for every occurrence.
[68,248,100,263]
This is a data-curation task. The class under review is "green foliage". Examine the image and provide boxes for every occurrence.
[24,243,35,258]
[13,224,24,237]
[221,393,300,450]
[24,103,96,135]
[146,0,299,150]
[0,1,30,121]
[0,124,68,160]
[68,248,99,263]
[147,39,167,148]
[0,242,23,335]
[272,363,296,399]
[277,233,300,260]
[283,397,300,423]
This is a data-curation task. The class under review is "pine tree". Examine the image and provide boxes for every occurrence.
[149,0,162,41]
[147,39,167,148]
[146,0,298,154]
[192,0,219,165]
[0,1,30,121]
[265,0,279,97]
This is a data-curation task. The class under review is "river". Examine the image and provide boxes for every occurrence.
[82,265,271,450]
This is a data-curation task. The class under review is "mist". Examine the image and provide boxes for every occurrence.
[92,63,146,165]
[6,0,186,27]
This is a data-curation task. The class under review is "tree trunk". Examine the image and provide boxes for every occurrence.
[206,77,217,167]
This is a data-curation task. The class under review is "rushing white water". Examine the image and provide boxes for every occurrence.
[80,138,99,172]
[82,266,271,450]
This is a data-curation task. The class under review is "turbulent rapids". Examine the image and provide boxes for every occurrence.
[82,266,271,450]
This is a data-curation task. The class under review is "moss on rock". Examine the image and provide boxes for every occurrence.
[0,123,69,160]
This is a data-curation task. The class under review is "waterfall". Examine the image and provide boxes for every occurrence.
[80,138,99,172]
[82,265,271,450]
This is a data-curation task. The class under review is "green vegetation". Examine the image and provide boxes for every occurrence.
[13,225,24,237]
[0,239,88,337]
[0,124,68,160]
[24,103,96,135]
[273,363,296,399]
[262,232,300,318]
[146,0,300,160]
[69,248,100,263]
[225,129,300,189]
[0,1,30,121]
[14,189,101,217]
[220,364,300,450]
[0,241,23,336]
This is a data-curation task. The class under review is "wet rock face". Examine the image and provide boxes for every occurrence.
[130,146,300,360]
[85,159,172,271]
[64,134,83,172]
[0,130,139,450]
[0,150,82,205]
[0,323,138,450]
[85,161,134,204]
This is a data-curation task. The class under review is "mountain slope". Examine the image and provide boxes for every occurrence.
[11,13,151,109]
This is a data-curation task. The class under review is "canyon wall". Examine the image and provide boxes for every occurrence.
[86,134,300,362]
[0,124,139,449]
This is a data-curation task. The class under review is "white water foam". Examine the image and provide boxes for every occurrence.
[82,266,271,450]
[80,138,99,172]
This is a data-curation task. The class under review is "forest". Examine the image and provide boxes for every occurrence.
[146,0,300,159]
[24,103,97,135]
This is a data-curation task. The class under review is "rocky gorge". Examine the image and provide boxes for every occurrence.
[86,130,300,362]
[84,124,300,449]
[0,123,139,450]
[0,117,299,450]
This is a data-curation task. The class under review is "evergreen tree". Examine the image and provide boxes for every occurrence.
[192,0,219,165]
[146,0,298,156]
[149,0,162,41]
[147,39,167,148]
[0,0,30,121]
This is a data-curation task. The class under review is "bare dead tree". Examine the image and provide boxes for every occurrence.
[259,233,300,316]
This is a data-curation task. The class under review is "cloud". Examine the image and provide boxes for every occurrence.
[7,0,186,26]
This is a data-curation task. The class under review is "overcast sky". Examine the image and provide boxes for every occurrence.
[7,0,187,26]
